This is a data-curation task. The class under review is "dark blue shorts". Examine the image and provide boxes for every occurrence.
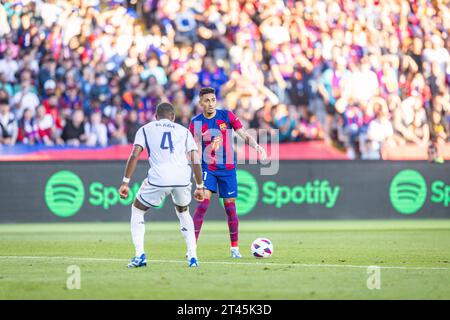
[203,169,238,199]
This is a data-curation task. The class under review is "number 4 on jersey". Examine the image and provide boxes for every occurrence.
[160,132,174,153]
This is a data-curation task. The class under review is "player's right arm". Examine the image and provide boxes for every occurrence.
[119,127,146,199]
[119,145,143,199]
[186,127,205,202]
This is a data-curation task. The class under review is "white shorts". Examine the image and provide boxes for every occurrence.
[136,179,192,208]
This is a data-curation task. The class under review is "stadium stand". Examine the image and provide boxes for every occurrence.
[0,0,448,160]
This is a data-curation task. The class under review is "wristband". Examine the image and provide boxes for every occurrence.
[196,183,204,189]
[122,177,130,184]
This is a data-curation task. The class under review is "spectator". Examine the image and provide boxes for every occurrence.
[59,84,83,114]
[62,109,87,146]
[85,111,108,147]
[17,108,39,145]
[0,3,11,37]
[43,79,56,99]
[340,99,365,159]
[0,49,18,83]
[108,111,128,145]
[297,110,324,142]
[0,71,14,97]
[173,0,198,44]
[38,58,58,92]
[393,96,429,146]
[363,101,395,160]
[0,97,18,145]
[175,104,192,128]
[272,104,296,143]
[43,94,63,132]
[90,73,110,107]
[11,70,40,119]
[197,56,228,97]
[35,105,55,146]
[141,55,168,86]
[430,97,449,146]
[125,109,140,144]
[172,90,190,118]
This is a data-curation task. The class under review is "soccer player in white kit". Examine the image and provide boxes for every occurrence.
[118,102,205,268]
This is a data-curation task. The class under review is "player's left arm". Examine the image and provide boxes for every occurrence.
[228,111,267,160]
[189,150,205,202]
[119,144,143,199]
[235,128,267,160]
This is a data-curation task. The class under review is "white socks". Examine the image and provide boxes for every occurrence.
[131,205,197,260]
[131,205,146,257]
[175,207,197,259]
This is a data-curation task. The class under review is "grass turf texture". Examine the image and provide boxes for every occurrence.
[0,220,449,299]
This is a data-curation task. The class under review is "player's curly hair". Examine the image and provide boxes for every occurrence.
[199,87,215,97]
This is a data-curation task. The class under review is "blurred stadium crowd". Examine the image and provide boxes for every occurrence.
[0,0,449,159]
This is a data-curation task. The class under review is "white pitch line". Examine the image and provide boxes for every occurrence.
[0,255,449,271]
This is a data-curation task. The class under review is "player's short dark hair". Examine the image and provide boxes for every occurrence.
[156,102,175,119]
[199,87,215,98]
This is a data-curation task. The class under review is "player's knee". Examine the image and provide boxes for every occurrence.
[175,205,188,213]
[223,198,236,204]
[133,199,149,212]
[203,189,212,200]
[223,199,237,217]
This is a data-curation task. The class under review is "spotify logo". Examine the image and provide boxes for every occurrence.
[45,171,85,217]
[235,170,259,216]
[389,170,427,214]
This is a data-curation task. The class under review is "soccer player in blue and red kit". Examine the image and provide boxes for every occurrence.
[189,87,267,258]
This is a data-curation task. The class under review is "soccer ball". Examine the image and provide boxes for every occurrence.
[251,238,273,258]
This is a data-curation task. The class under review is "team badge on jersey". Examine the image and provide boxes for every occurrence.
[218,121,227,132]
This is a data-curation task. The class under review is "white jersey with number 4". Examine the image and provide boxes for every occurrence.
[134,119,198,187]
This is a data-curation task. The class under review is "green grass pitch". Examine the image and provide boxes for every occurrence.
[0,220,449,299]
